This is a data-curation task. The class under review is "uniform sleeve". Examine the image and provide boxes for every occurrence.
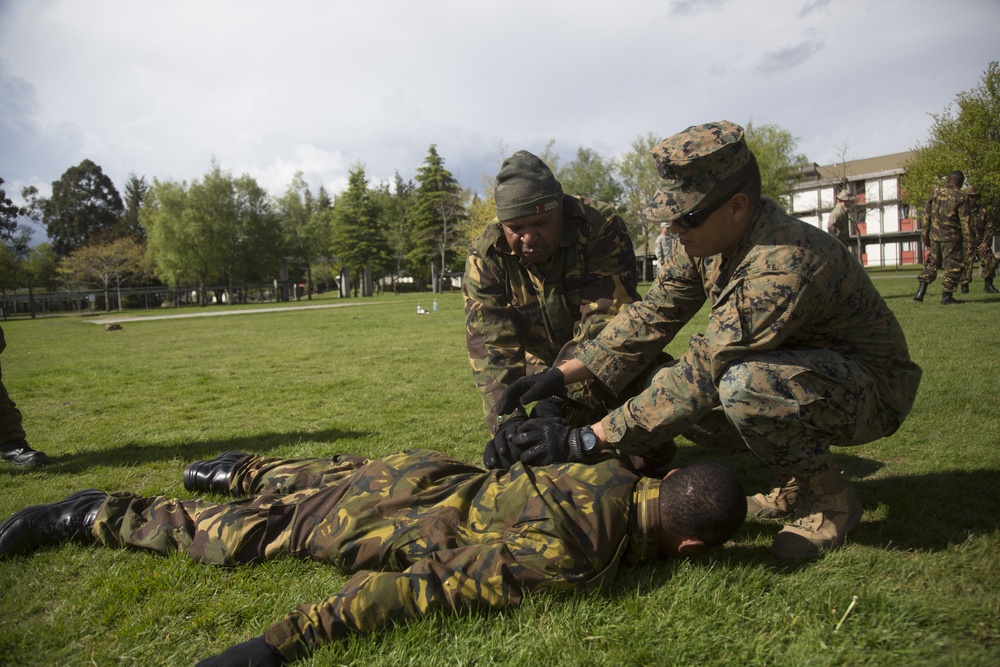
[577,247,706,397]
[603,269,826,454]
[554,208,640,367]
[464,246,528,433]
[263,525,628,662]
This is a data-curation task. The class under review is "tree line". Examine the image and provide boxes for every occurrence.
[4,61,996,311]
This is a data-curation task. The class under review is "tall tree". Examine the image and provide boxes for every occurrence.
[277,172,329,300]
[615,132,662,281]
[41,159,124,256]
[410,145,465,292]
[330,165,389,297]
[120,172,149,243]
[372,172,415,294]
[903,61,1000,212]
[557,147,624,208]
[0,177,31,242]
[228,174,281,302]
[743,122,809,208]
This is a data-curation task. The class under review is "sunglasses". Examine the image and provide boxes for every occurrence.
[673,182,746,230]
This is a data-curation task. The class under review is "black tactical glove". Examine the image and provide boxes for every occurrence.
[530,396,567,419]
[511,416,575,466]
[482,416,526,470]
[496,368,565,416]
[195,636,285,667]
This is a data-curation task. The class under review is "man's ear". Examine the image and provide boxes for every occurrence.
[729,192,752,224]
[675,538,707,559]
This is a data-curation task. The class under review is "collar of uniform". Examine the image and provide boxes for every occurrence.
[629,476,662,563]
[712,197,770,292]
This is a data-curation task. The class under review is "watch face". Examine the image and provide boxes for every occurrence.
[581,429,598,454]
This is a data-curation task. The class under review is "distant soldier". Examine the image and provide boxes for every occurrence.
[915,171,971,304]
[966,189,999,294]
[826,188,858,255]
[463,150,640,469]
[655,221,672,274]
[0,448,747,666]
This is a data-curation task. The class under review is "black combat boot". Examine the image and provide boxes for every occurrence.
[941,291,964,304]
[183,451,248,494]
[960,284,970,294]
[985,280,998,294]
[1,439,52,467]
[0,489,106,558]
[913,283,928,302]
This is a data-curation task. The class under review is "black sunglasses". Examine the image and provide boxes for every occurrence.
[674,182,746,230]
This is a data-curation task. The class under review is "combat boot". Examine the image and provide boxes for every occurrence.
[771,469,861,560]
[183,451,248,494]
[746,476,799,519]
[913,283,927,302]
[960,284,970,294]
[1,439,52,467]
[985,280,998,294]
[941,291,964,304]
[0,489,106,558]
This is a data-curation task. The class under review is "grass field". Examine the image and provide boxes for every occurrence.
[0,273,998,666]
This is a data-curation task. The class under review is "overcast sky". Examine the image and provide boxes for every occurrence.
[2,0,998,229]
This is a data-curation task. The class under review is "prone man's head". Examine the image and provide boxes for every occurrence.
[657,460,746,558]
[494,150,564,263]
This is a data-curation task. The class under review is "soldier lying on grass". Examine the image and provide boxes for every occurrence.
[0,448,745,666]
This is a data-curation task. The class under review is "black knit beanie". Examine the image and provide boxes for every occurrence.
[494,150,563,222]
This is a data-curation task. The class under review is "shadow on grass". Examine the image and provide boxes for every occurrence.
[0,427,371,476]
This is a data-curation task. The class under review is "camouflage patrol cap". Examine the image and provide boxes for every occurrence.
[966,187,981,198]
[494,150,563,222]
[645,121,750,222]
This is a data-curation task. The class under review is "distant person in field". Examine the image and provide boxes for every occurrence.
[915,170,971,304]
[0,448,746,666]
[826,188,858,257]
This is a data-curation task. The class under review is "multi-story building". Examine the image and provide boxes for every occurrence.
[788,151,921,268]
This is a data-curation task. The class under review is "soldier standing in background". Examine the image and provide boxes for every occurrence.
[966,189,999,294]
[0,326,52,467]
[463,150,640,469]
[915,171,971,304]
[826,188,858,256]
[498,121,922,560]
[0,448,746,666]
[655,221,673,274]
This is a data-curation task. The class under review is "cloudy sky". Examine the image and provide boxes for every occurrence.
[1,0,997,232]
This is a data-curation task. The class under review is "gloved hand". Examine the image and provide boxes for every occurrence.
[496,368,565,416]
[195,635,285,667]
[530,396,567,419]
[482,417,526,470]
[511,416,574,466]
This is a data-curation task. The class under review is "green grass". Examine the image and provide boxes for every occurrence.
[0,277,998,666]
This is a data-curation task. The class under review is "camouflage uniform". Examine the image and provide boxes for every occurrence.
[655,230,672,272]
[918,185,971,292]
[576,198,922,480]
[972,203,998,282]
[464,194,639,433]
[91,449,659,663]
[0,327,27,447]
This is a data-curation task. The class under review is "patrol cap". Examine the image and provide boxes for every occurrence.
[836,188,855,202]
[966,186,980,198]
[494,150,563,222]
[645,121,750,223]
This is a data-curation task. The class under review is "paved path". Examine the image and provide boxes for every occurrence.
[88,301,378,324]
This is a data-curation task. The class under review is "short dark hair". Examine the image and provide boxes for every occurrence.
[659,460,745,547]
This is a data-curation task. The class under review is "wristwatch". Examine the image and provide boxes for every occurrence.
[570,426,601,461]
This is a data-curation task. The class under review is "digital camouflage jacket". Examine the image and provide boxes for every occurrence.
[92,450,661,663]
[464,195,639,433]
[576,198,922,452]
